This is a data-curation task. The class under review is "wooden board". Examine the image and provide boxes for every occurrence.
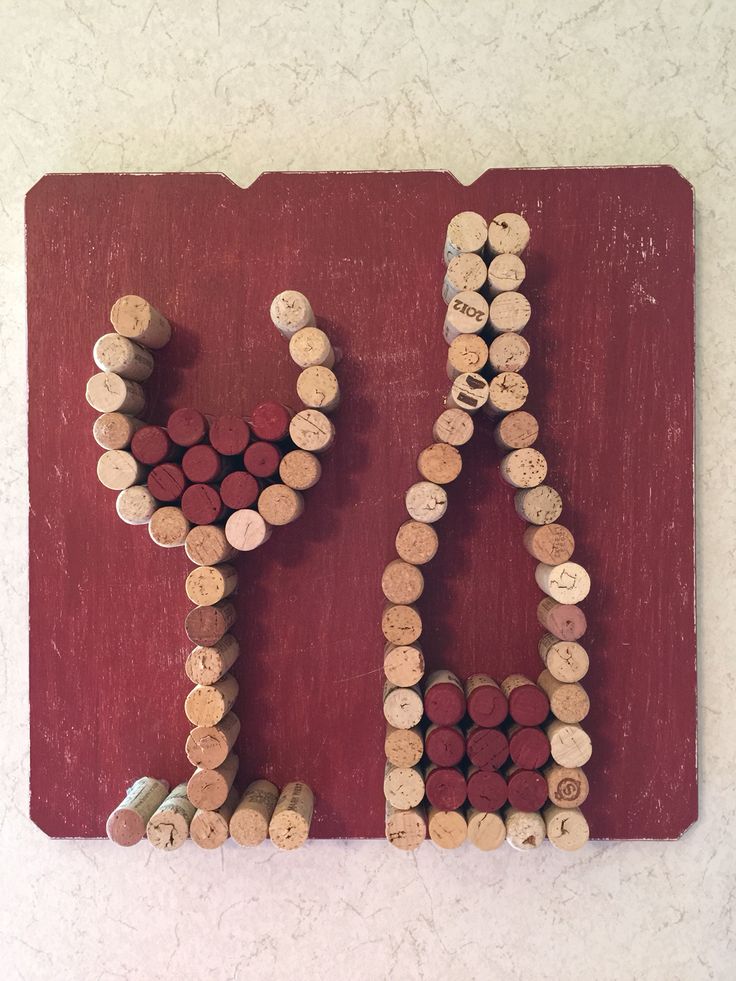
[27,168,696,840]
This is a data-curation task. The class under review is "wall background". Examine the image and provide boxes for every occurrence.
[1,1,734,978]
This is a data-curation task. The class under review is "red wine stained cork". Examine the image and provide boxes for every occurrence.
[524,524,574,565]
[208,416,251,456]
[489,292,531,334]
[269,781,314,850]
[424,670,465,725]
[250,402,292,441]
[425,764,466,810]
[244,441,282,478]
[506,766,548,811]
[93,412,143,450]
[146,784,196,850]
[86,372,145,415]
[487,213,531,257]
[515,485,563,525]
[385,724,424,767]
[185,634,239,685]
[116,485,158,525]
[94,333,154,381]
[187,753,239,810]
[444,211,487,263]
[97,450,145,490]
[382,561,424,606]
[279,450,321,490]
[427,806,467,849]
[296,366,340,412]
[488,333,530,374]
[466,766,507,812]
[185,563,238,606]
[289,326,335,369]
[384,762,425,809]
[443,291,489,343]
[494,411,539,450]
[500,448,548,489]
[545,763,590,809]
[270,290,316,339]
[385,803,426,850]
[289,409,335,453]
[186,712,241,769]
[131,425,175,466]
[185,524,235,566]
[106,776,170,846]
[442,252,487,302]
[546,719,592,768]
[185,600,236,647]
[184,673,239,726]
[507,724,550,770]
[167,408,209,447]
[182,444,224,484]
[383,682,423,729]
[466,808,506,850]
[501,674,550,726]
[537,670,590,724]
[417,443,462,485]
[148,506,190,547]
[225,509,272,551]
[544,804,590,851]
[466,725,509,770]
[190,787,239,850]
[433,408,474,447]
[405,481,447,524]
[110,294,171,348]
[230,779,280,846]
[446,335,489,380]
[147,462,187,502]
[220,471,259,510]
[504,807,545,850]
[537,597,587,641]
[536,561,591,604]
[384,643,425,687]
[381,604,422,646]
[539,633,589,683]
[181,484,224,525]
[487,253,526,295]
[465,675,508,728]
[425,723,465,767]
[485,371,528,415]
[395,520,439,565]
[257,484,304,526]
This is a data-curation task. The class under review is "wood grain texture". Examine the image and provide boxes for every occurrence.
[27,168,695,839]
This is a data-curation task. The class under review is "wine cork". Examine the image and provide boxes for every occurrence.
[147,462,187,502]
[507,724,550,770]
[289,326,335,369]
[148,505,190,547]
[465,725,509,771]
[425,723,465,767]
[106,776,170,846]
[93,412,143,450]
[110,294,171,348]
[231,779,280,846]
[146,784,196,850]
[515,485,563,525]
[251,402,292,442]
[185,524,235,566]
[185,600,236,647]
[385,724,424,767]
[270,290,316,339]
[225,509,272,551]
[444,291,489,344]
[182,444,225,484]
[487,253,526,295]
[244,441,282,478]
[190,787,239,850]
[545,763,590,809]
[187,753,239,810]
[504,807,545,851]
[425,764,466,810]
[500,448,548,489]
[500,674,549,726]
[537,597,587,641]
[442,252,487,302]
[116,484,158,525]
[427,807,467,849]
[488,333,530,374]
[524,524,574,565]
[94,333,154,382]
[384,762,425,809]
[466,808,505,851]
[489,292,531,334]
[505,766,548,812]
[537,670,590,724]
[381,603,422,645]
[96,449,145,490]
[185,634,240,685]
[546,719,592,768]
[220,471,259,510]
[296,366,340,411]
[446,335,489,380]
[289,409,335,453]
[185,564,238,606]
[381,560,425,606]
[536,561,591,604]
[208,416,251,456]
[131,425,176,466]
[185,712,241,769]
[257,484,304,526]
[269,781,314,850]
[167,408,209,447]
[279,450,321,490]
[395,520,438,565]
[487,213,531,257]
[385,803,426,851]
[417,443,462,484]
[86,372,145,415]
[405,481,448,524]
[444,211,487,263]
[494,411,539,450]
[485,372,528,415]
[544,805,590,851]
[383,642,425,687]
[539,634,589,683]
[465,674,508,728]
[184,673,239,726]
[424,670,465,726]
[466,766,507,812]
[181,484,225,525]
[383,682,423,729]
[433,408,474,447]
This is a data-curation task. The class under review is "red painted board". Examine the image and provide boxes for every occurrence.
[27,168,696,840]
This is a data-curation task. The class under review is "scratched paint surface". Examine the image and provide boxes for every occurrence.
[27,169,695,839]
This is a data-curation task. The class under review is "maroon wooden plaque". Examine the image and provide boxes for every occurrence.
[27,168,696,840]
